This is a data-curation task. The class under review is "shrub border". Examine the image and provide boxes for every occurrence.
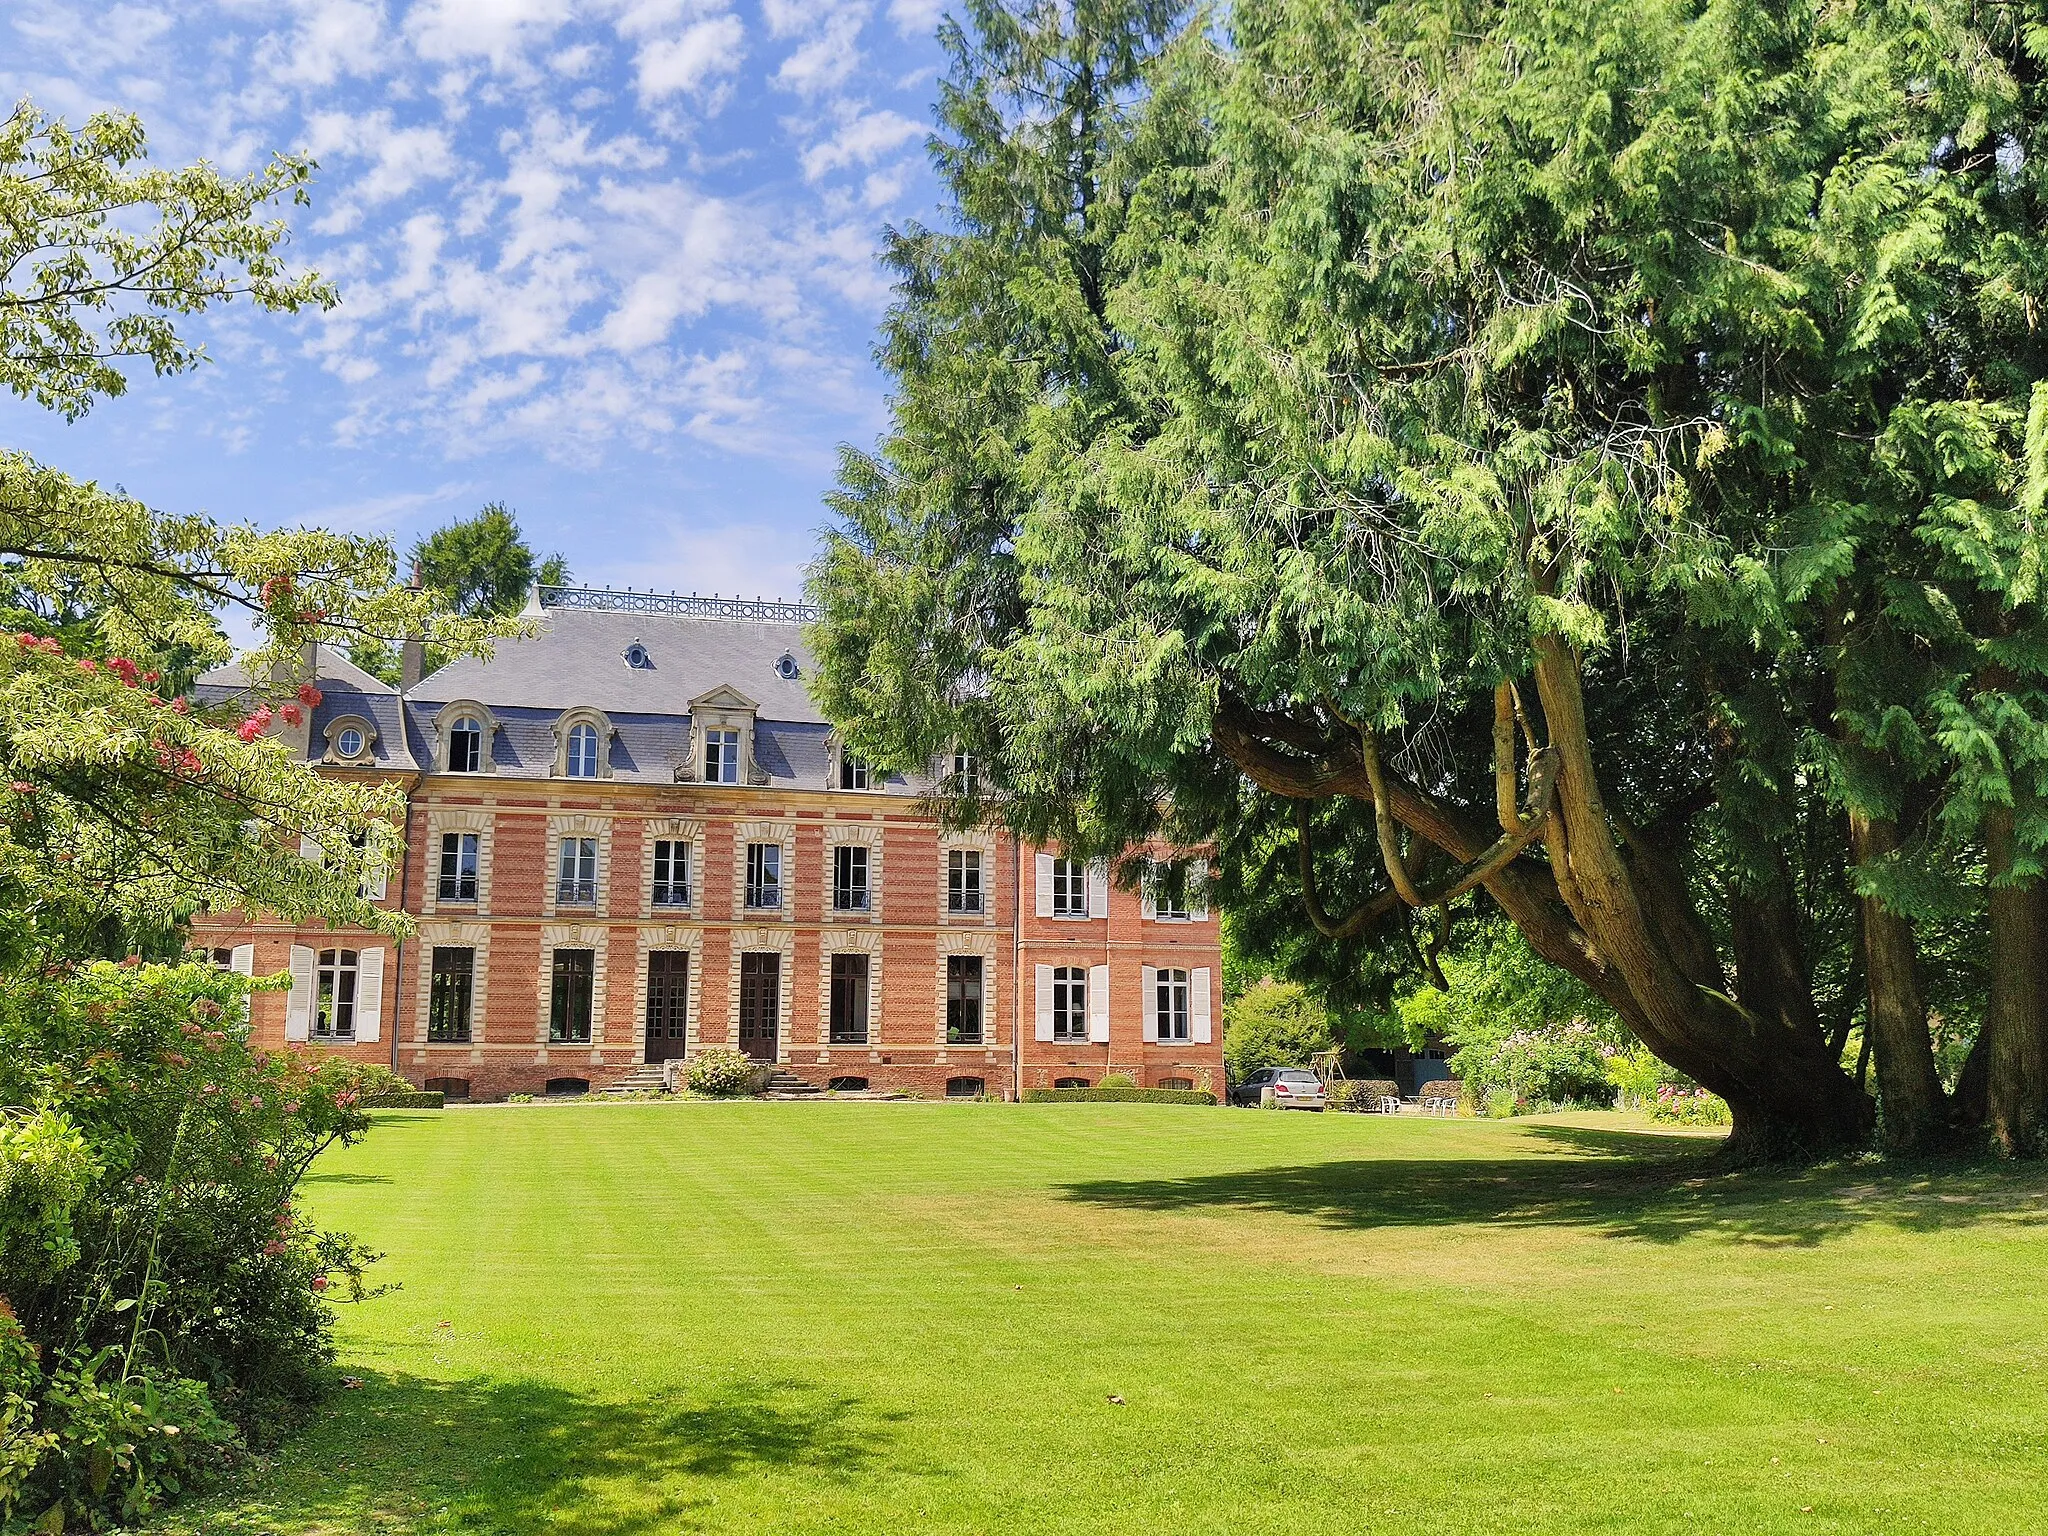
[1020,1087,1215,1105]
[363,1090,445,1109]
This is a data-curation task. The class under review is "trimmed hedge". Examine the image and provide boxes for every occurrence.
[1021,1087,1216,1105]
[364,1091,445,1109]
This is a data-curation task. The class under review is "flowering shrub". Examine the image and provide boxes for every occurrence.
[0,960,391,1450]
[1647,1086,1733,1126]
[686,1048,762,1097]
[1451,1020,1616,1113]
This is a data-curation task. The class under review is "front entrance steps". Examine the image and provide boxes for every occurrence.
[763,1069,824,1099]
[601,1063,670,1096]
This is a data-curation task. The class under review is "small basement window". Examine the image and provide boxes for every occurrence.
[827,1076,869,1093]
[1158,1077,1195,1092]
[945,1076,986,1098]
[544,1077,590,1097]
[1054,1077,1090,1089]
[424,1076,472,1100]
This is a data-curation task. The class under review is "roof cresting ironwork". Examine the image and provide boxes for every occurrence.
[538,585,822,624]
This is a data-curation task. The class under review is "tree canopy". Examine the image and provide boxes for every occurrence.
[0,98,507,955]
[810,0,2048,1158]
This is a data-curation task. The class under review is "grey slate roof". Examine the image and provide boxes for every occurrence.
[414,609,828,722]
[194,644,394,696]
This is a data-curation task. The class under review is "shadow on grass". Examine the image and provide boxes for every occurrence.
[297,1170,392,1185]
[184,1372,903,1534]
[1057,1124,2048,1248]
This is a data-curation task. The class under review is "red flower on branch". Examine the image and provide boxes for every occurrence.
[297,683,323,708]
[281,704,302,727]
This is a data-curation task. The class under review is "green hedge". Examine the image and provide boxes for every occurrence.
[364,1091,445,1109]
[1020,1087,1216,1105]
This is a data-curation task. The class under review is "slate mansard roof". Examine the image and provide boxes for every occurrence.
[195,591,907,793]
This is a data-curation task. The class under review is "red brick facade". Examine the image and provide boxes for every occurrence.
[191,599,1221,1101]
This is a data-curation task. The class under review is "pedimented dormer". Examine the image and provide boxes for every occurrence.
[681,685,769,786]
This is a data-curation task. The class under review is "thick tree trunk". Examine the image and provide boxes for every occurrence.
[1730,877,1821,1043]
[1985,805,2048,1155]
[1846,813,1949,1152]
[1530,636,1873,1160]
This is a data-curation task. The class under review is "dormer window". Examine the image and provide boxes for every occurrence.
[566,723,599,778]
[840,753,870,791]
[776,652,800,680]
[449,717,483,773]
[337,726,364,759]
[951,751,978,795]
[323,715,378,765]
[624,643,651,670]
[705,728,740,784]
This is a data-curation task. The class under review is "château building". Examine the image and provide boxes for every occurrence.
[191,587,1223,1101]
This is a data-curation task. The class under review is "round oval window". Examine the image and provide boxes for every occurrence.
[337,727,364,758]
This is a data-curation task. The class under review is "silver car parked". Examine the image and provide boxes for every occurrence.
[1229,1066,1328,1110]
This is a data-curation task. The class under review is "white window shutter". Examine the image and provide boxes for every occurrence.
[1140,965,1158,1042]
[1191,858,1210,921]
[1087,861,1109,918]
[229,944,255,976]
[1034,965,1054,1042]
[1034,852,1054,917]
[1140,863,1157,921]
[355,948,385,1042]
[1192,967,1213,1043]
[363,861,389,901]
[1088,965,1110,1042]
[286,945,315,1041]
[299,835,322,861]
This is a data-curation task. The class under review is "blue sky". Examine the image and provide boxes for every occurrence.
[3,0,954,602]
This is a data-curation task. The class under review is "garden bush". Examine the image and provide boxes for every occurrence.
[1020,1087,1215,1105]
[360,1091,445,1110]
[0,962,388,1447]
[1327,1080,1399,1111]
[1096,1071,1138,1090]
[686,1048,763,1098]
[1647,1086,1733,1126]
[1453,1023,1616,1114]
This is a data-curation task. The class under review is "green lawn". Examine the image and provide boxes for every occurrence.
[159,1102,2048,1535]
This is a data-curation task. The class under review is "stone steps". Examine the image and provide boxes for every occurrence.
[763,1069,824,1098]
[601,1063,671,1096]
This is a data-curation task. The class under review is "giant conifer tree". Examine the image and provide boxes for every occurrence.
[811,0,2048,1158]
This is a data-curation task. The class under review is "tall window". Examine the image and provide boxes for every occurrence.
[832,844,870,911]
[704,728,740,783]
[1155,968,1190,1042]
[839,753,870,790]
[315,949,358,1039]
[1150,860,1192,921]
[950,751,978,795]
[438,832,479,901]
[448,716,483,773]
[549,949,595,1043]
[1053,966,1088,1041]
[829,953,869,1044]
[947,849,983,914]
[745,842,781,909]
[946,955,984,1045]
[566,722,600,778]
[557,836,598,905]
[652,839,691,907]
[1052,857,1089,918]
[428,947,474,1043]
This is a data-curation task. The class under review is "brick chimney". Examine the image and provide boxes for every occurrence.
[401,558,425,690]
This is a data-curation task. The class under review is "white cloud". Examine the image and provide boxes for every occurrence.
[632,12,745,103]
[404,0,574,69]
[800,107,921,180]
[886,0,944,37]
[303,109,457,203]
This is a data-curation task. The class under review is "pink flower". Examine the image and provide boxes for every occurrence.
[142,670,160,686]
[262,1240,287,1256]
[297,684,323,708]
[108,658,140,686]
[76,658,98,674]
[310,1275,329,1292]
[8,782,33,794]
[170,696,189,715]
[237,719,262,743]
[280,704,302,727]
[15,633,35,648]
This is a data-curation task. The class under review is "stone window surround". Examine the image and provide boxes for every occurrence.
[684,686,767,786]
[815,927,882,1050]
[935,932,1000,1049]
[543,813,614,919]
[551,706,617,780]
[723,925,795,1060]
[827,732,880,792]
[410,920,491,1051]
[632,925,704,1058]
[732,817,796,922]
[432,699,501,775]
[536,922,611,1058]
[939,830,997,926]
[823,821,883,924]
[321,712,378,766]
[422,806,495,916]
[638,818,706,919]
